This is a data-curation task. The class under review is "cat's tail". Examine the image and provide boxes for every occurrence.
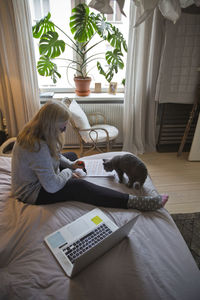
[133,181,141,190]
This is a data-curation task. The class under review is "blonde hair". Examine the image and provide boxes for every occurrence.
[17,100,71,159]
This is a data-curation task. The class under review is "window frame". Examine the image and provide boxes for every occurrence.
[30,0,128,94]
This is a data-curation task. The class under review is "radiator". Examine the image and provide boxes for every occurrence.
[63,102,124,147]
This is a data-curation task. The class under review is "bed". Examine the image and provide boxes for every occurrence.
[0,151,200,300]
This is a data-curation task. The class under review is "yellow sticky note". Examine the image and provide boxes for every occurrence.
[91,216,103,225]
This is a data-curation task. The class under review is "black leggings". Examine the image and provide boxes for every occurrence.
[35,152,129,208]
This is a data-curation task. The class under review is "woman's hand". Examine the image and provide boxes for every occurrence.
[72,172,81,179]
[72,161,86,171]
[72,161,80,169]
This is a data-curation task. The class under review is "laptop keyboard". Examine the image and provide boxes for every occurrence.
[62,223,113,264]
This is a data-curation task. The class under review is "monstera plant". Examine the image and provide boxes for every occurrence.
[32,3,127,96]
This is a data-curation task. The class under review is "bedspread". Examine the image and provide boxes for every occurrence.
[0,153,200,300]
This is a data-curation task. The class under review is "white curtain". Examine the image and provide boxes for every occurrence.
[123,2,165,154]
[0,0,40,137]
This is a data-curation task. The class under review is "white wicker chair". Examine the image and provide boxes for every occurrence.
[63,98,119,156]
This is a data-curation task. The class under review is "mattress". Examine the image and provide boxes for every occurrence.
[0,152,200,300]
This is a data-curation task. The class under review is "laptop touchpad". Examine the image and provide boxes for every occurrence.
[67,219,90,237]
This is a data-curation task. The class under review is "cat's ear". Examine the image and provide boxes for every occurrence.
[102,159,108,165]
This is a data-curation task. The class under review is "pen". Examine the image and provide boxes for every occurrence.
[77,161,87,174]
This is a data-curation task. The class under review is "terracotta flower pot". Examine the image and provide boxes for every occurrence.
[74,77,91,96]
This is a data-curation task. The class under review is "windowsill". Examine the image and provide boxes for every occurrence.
[40,92,124,104]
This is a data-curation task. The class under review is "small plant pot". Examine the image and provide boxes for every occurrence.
[74,77,91,96]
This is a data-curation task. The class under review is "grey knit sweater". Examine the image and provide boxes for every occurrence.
[11,141,74,204]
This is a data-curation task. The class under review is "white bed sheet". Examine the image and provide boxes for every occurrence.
[0,153,200,300]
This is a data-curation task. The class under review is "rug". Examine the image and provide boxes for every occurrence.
[171,212,200,269]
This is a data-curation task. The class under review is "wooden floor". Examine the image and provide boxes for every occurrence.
[65,148,200,214]
[138,152,200,214]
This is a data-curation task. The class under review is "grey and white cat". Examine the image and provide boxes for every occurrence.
[103,154,148,189]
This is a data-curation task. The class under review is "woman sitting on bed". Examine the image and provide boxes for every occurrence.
[11,100,168,211]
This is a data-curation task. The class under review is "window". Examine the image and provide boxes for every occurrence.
[31,0,50,20]
[85,0,129,91]
[106,0,122,22]
[29,0,130,92]
[29,0,73,90]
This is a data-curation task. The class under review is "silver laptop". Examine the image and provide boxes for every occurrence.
[45,208,139,278]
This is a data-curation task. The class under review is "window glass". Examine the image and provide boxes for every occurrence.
[86,0,129,90]
[29,0,129,91]
[29,0,73,89]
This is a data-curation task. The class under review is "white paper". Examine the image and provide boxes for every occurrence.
[84,160,115,177]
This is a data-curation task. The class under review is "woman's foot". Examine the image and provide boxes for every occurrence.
[128,194,169,211]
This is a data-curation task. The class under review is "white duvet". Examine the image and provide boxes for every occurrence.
[0,153,200,300]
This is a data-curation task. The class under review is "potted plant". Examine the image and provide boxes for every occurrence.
[32,3,127,96]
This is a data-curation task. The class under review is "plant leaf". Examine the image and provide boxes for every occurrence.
[106,49,124,69]
[39,31,65,58]
[70,4,95,42]
[97,62,106,76]
[97,49,124,83]
[105,68,115,82]
[37,55,61,83]
[32,12,55,39]
[97,62,115,82]
[107,25,128,52]
[51,68,61,84]
[92,13,111,39]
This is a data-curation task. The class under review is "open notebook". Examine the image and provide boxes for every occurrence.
[79,160,115,177]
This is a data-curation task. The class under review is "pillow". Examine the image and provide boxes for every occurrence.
[69,100,91,129]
